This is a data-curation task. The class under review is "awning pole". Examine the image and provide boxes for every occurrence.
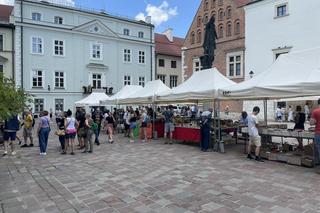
[264,99,268,126]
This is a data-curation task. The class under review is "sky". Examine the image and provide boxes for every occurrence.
[0,0,201,38]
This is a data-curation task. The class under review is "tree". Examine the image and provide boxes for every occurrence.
[0,73,32,121]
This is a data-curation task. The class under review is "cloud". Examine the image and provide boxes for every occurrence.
[0,0,75,6]
[135,1,178,26]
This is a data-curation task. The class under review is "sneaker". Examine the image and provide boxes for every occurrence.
[247,154,254,160]
[42,152,47,156]
[40,152,43,156]
[110,141,114,144]
[11,151,16,156]
[70,152,75,155]
[61,151,66,155]
[169,142,173,145]
[21,144,28,148]
[29,144,34,147]
[142,140,145,143]
[82,150,88,153]
[255,156,264,162]
[3,151,8,156]
[164,141,168,144]
[130,140,134,143]
[88,150,93,153]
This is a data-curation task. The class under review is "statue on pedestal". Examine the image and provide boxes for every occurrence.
[200,16,218,70]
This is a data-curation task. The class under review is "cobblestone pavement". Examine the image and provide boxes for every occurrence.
[1,127,320,213]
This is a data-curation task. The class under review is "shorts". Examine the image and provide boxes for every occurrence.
[65,133,76,139]
[130,122,137,129]
[23,127,33,137]
[249,135,261,147]
[4,131,17,141]
[141,122,147,128]
[78,127,87,138]
[164,122,174,133]
[125,123,130,130]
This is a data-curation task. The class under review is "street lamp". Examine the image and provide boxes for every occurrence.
[249,70,254,78]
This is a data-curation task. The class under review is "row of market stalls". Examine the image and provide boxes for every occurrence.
[74,47,320,167]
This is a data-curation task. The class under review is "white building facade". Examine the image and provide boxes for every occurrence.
[244,0,320,119]
[13,0,155,113]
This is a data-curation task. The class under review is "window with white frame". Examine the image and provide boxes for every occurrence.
[123,49,131,62]
[138,76,145,87]
[54,40,64,56]
[54,71,64,89]
[54,16,63,24]
[138,51,145,64]
[0,34,3,51]
[124,75,131,85]
[276,3,288,17]
[55,99,64,111]
[92,73,102,89]
[32,12,41,21]
[193,58,201,72]
[34,98,44,113]
[123,28,130,36]
[32,69,43,88]
[138,31,144,38]
[157,75,166,84]
[31,37,43,54]
[226,52,243,78]
[91,43,102,60]
[169,75,178,88]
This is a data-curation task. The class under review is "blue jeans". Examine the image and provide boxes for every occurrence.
[315,134,320,164]
[58,135,65,150]
[201,127,210,150]
[39,127,50,153]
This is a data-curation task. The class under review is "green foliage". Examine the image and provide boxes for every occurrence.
[0,73,32,121]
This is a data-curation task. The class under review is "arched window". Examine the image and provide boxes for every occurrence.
[226,6,232,19]
[197,30,202,43]
[211,11,216,20]
[204,14,209,24]
[197,16,202,27]
[191,31,195,44]
[204,0,209,11]
[218,24,223,38]
[218,9,224,21]
[226,22,232,37]
[218,0,223,6]
[234,20,240,35]
[211,0,216,8]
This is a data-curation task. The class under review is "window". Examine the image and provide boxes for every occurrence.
[0,64,3,73]
[124,75,131,85]
[55,99,64,111]
[54,40,64,56]
[226,22,232,37]
[197,16,202,27]
[138,76,145,87]
[158,59,165,67]
[218,0,223,6]
[276,4,287,17]
[123,49,131,62]
[54,71,64,89]
[218,25,223,38]
[32,69,43,88]
[227,52,243,78]
[138,51,145,64]
[204,0,209,11]
[0,35,3,51]
[190,32,195,44]
[91,43,102,60]
[138,31,144,38]
[31,37,43,54]
[123,28,130,36]
[218,9,224,21]
[234,20,240,35]
[34,99,44,113]
[157,75,166,84]
[226,6,232,19]
[197,30,202,43]
[193,58,201,72]
[204,14,209,24]
[92,73,102,89]
[171,61,177,68]
[169,75,178,88]
[211,11,216,20]
[32,12,41,21]
[54,16,63,24]
[211,0,216,8]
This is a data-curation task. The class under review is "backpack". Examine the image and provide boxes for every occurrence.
[91,122,99,132]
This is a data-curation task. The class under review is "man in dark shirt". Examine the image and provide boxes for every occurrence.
[162,105,175,144]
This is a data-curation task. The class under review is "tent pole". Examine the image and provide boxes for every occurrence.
[153,103,156,139]
[264,99,268,126]
[213,99,217,152]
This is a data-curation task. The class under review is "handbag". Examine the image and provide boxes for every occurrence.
[55,130,65,136]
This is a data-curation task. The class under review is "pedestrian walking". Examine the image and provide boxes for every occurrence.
[37,111,51,156]
[294,105,305,150]
[200,108,213,152]
[162,105,175,144]
[77,108,86,149]
[129,109,137,143]
[3,115,20,156]
[92,108,103,145]
[140,108,149,142]
[65,110,78,155]
[83,113,94,153]
[310,98,320,167]
[55,111,66,154]
[21,111,34,147]
[104,110,115,144]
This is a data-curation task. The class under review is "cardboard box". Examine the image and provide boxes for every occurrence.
[301,158,314,168]
[287,156,302,166]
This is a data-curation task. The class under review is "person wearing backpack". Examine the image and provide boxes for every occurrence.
[140,108,149,142]
[83,114,94,153]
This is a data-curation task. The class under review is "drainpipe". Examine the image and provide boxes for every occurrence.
[11,25,14,80]
[150,25,153,80]
[20,0,24,88]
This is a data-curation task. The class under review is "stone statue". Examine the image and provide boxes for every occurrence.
[200,16,218,70]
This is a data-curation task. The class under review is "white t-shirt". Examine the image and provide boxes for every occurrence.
[247,114,259,137]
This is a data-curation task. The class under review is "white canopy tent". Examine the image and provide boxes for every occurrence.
[75,92,110,107]
[117,80,171,104]
[158,68,236,102]
[219,47,320,100]
[100,85,142,105]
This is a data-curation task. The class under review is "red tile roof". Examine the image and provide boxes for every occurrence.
[0,4,13,22]
[235,0,254,7]
[155,33,184,57]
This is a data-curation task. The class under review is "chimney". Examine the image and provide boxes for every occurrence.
[163,28,173,42]
[145,16,151,24]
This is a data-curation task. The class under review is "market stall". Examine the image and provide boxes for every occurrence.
[100,85,142,105]
[219,47,320,166]
[75,92,110,107]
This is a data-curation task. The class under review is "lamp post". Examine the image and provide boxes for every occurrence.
[249,70,254,78]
